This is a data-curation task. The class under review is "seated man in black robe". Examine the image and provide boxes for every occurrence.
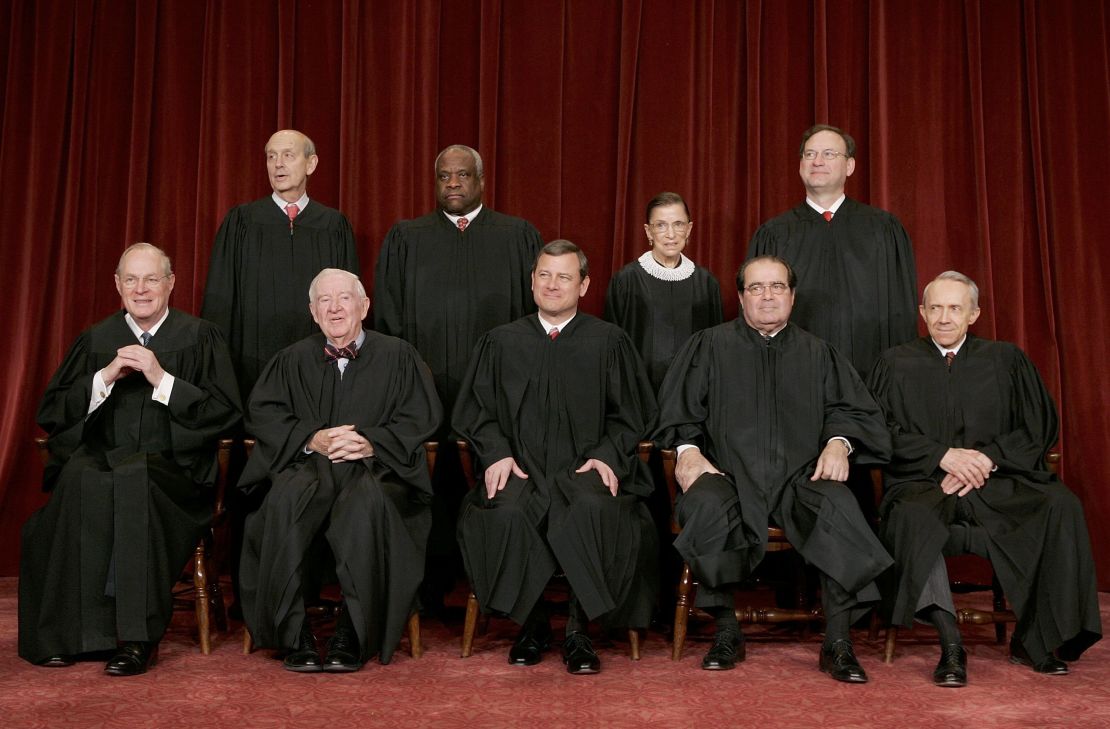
[454,240,658,675]
[239,269,441,673]
[655,255,893,682]
[20,242,242,675]
[869,271,1101,686]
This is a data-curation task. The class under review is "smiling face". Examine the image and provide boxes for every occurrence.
[266,130,318,202]
[309,272,370,347]
[435,148,484,216]
[531,253,590,323]
[644,203,692,267]
[798,129,855,198]
[920,278,980,349]
[115,247,174,329]
[738,259,795,335]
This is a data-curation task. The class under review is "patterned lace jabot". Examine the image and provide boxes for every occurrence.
[636,251,696,281]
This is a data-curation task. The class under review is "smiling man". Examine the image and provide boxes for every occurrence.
[238,269,440,673]
[20,243,241,675]
[454,240,658,675]
[654,255,893,682]
[869,271,1101,686]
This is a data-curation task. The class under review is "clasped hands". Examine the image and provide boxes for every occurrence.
[483,456,620,499]
[309,424,374,462]
[939,447,994,497]
[102,345,166,387]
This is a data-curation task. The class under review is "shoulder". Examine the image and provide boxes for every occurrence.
[843,197,905,227]
[475,207,539,234]
[164,309,229,342]
[387,210,443,234]
[756,202,809,230]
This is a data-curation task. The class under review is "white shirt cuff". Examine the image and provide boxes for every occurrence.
[88,370,114,414]
[151,372,174,405]
[828,436,853,456]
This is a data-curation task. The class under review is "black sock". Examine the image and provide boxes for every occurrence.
[708,604,740,636]
[824,609,851,647]
[565,594,588,636]
[920,606,962,646]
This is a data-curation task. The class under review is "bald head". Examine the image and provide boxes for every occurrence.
[265,129,318,202]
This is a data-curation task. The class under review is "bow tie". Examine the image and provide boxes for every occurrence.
[324,343,359,362]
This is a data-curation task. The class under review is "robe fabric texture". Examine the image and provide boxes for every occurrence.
[19,310,242,664]
[603,257,724,392]
[654,321,893,614]
[238,331,441,664]
[747,198,917,376]
[453,314,659,629]
[201,196,359,398]
[868,335,1101,661]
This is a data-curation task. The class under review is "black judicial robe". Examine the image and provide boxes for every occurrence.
[604,258,723,392]
[654,321,893,599]
[201,197,359,397]
[238,331,441,663]
[454,314,659,628]
[747,198,917,376]
[374,207,542,422]
[19,310,241,664]
[868,336,1101,661]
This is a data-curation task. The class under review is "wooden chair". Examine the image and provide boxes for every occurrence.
[458,440,648,660]
[34,435,232,655]
[660,449,821,661]
[880,451,1061,663]
[240,438,430,658]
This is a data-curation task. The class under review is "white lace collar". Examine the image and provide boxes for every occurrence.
[637,250,696,281]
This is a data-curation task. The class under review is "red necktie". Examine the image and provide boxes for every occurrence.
[457,217,469,232]
[286,204,299,231]
[945,351,955,369]
[823,211,833,222]
[549,328,559,341]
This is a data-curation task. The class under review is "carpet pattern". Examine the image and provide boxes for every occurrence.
[2,577,1108,729]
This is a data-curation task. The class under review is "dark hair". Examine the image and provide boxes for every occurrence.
[645,191,690,222]
[736,255,797,293]
[798,124,856,159]
[534,239,589,279]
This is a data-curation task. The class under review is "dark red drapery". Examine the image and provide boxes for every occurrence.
[2,0,1108,583]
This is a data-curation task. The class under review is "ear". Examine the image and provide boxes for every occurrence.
[578,275,591,298]
[845,156,856,177]
[305,154,320,176]
[968,307,981,326]
[919,304,928,324]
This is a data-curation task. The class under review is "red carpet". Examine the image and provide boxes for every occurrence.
[2,577,1108,729]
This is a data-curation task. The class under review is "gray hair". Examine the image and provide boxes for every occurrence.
[435,144,484,177]
[117,242,172,276]
[308,268,367,302]
[922,270,980,309]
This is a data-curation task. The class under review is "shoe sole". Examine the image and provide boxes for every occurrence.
[322,664,362,673]
[566,666,600,675]
[934,677,968,688]
[1009,655,1068,675]
[283,663,324,673]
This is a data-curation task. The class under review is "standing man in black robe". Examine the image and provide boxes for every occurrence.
[239,269,440,672]
[869,271,1100,686]
[655,255,893,682]
[454,240,658,675]
[375,144,543,612]
[20,243,241,675]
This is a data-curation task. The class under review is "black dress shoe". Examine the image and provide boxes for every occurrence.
[702,628,745,671]
[323,624,363,673]
[283,623,323,673]
[562,631,601,675]
[819,639,868,683]
[508,619,552,666]
[933,643,968,687]
[38,655,74,668]
[1010,637,1068,675]
[104,642,158,676]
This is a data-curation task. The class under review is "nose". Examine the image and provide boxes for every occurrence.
[760,286,774,300]
[134,279,150,293]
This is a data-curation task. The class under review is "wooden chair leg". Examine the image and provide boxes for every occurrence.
[628,628,641,660]
[672,562,693,661]
[461,590,480,657]
[243,628,253,654]
[884,625,898,664]
[194,542,212,655]
[408,613,423,658]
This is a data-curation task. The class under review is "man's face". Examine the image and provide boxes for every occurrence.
[115,249,174,328]
[310,272,370,347]
[798,129,855,197]
[739,260,795,334]
[266,130,318,201]
[435,149,484,215]
[920,279,980,349]
[531,253,590,322]
[644,203,692,263]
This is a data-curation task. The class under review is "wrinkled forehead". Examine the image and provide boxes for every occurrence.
[118,250,163,275]
[266,132,304,155]
[314,274,361,298]
[744,261,788,286]
[924,280,973,307]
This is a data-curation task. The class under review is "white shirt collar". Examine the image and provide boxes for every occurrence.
[444,204,483,227]
[273,192,309,212]
[805,194,846,217]
[327,329,367,353]
[125,309,170,341]
[931,335,967,357]
[538,312,575,334]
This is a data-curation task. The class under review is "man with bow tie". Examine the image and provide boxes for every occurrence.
[238,268,441,672]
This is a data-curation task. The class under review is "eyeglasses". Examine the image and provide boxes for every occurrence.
[120,275,171,289]
[649,221,690,235]
[744,281,790,296]
[801,149,850,161]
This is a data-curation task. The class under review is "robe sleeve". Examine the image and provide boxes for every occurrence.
[867,354,949,479]
[817,346,892,465]
[451,333,516,470]
[200,206,245,339]
[880,217,919,348]
[372,224,407,337]
[36,332,99,490]
[653,330,714,453]
[974,348,1059,474]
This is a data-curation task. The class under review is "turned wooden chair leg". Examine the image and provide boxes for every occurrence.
[461,590,480,657]
[408,613,423,658]
[194,542,212,655]
[884,625,898,664]
[628,628,641,660]
[243,628,254,655]
[672,562,693,661]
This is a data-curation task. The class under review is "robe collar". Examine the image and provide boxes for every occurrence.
[636,250,696,281]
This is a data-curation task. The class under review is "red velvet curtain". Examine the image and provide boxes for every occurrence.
[2,0,1108,583]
